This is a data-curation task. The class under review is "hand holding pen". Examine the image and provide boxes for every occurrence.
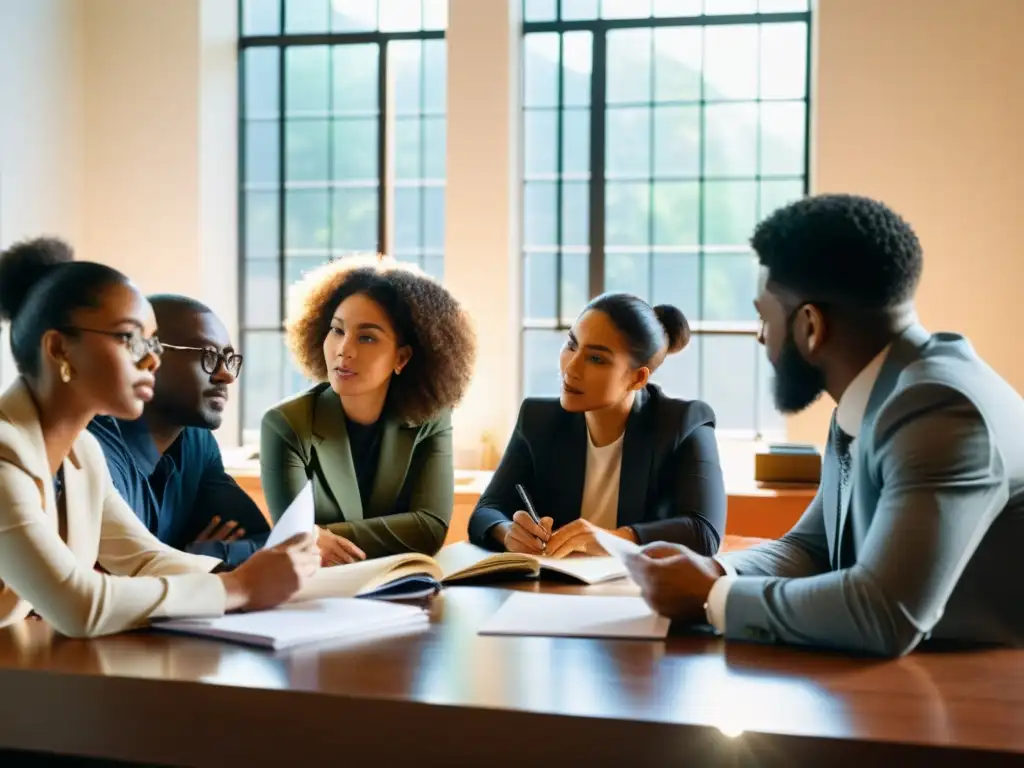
[501,484,553,555]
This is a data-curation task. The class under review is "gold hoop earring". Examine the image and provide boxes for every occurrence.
[59,360,73,384]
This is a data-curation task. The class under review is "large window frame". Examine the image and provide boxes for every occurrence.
[237,0,446,443]
[520,2,812,439]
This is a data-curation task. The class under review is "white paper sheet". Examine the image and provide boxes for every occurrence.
[591,526,641,561]
[479,592,670,639]
[263,480,315,549]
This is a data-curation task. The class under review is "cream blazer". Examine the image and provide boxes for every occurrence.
[0,378,227,637]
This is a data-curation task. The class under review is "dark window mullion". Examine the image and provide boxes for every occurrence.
[377,39,389,255]
[554,33,564,324]
[587,30,606,300]
[696,24,707,404]
[646,27,655,305]
[419,38,427,268]
[327,44,335,255]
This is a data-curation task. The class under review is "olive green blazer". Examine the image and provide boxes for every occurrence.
[259,383,453,558]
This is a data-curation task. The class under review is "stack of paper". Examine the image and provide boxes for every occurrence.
[478,592,670,640]
[156,598,429,650]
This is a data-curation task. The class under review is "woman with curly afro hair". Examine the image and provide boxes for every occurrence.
[259,255,476,563]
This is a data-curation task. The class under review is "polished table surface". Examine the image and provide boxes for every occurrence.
[1,582,1022,767]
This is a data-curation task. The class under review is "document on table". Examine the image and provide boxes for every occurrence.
[263,480,315,549]
[478,592,670,640]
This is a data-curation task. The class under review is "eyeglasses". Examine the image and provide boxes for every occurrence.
[61,326,163,363]
[161,344,244,377]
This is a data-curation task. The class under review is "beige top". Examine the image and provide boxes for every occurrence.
[579,428,624,530]
[0,378,226,638]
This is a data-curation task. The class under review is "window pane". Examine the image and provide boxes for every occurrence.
[760,0,808,12]
[602,0,652,18]
[759,179,803,219]
[332,187,378,251]
[390,40,423,116]
[651,335,699,398]
[703,26,758,100]
[524,0,557,22]
[421,255,444,281]
[333,44,379,114]
[562,182,589,247]
[652,182,699,246]
[701,335,757,431]
[424,186,445,249]
[605,252,650,301]
[244,48,279,119]
[379,0,422,31]
[523,330,567,397]
[562,32,593,107]
[563,109,590,175]
[562,0,599,20]
[394,118,422,180]
[524,34,558,108]
[703,251,758,322]
[757,347,786,437]
[524,251,556,320]
[245,120,279,184]
[424,39,447,113]
[331,0,378,31]
[653,0,701,15]
[654,28,701,103]
[524,182,557,247]
[704,103,758,177]
[703,0,756,13]
[243,258,280,327]
[333,119,377,181]
[424,117,446,179]
[704,180,757,246]
[561,251,590,320]
[286,120,329,181]
[423,0,449,29]
[243,0,281,36]
[606,107,651,179]
[285,256,330,318]
[524,109,557,176]
[394,187,422,250]
[285,0,329,33]
[286,47,329,115]
[653,106,699,177]
[242,330,285,430]
[245,191,279,259]
[605,182,650,247]
[607,29,652,104]
[651,252,699,316]
[286,190,330,249]
[760,102,805,176]
[760,23,808,100]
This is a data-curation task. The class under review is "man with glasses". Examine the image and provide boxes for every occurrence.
[88,294,269,568]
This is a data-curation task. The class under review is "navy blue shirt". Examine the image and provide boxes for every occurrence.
[87,416,269,568]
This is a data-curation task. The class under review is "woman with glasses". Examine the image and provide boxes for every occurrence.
[260,255,476,564]
[0,237,319,638]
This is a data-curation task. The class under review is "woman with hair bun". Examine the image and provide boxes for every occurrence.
[260,255,477,563]
[469,292,727,558]
[0,237,319,638]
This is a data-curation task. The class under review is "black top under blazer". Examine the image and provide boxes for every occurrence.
[468,384,727,555]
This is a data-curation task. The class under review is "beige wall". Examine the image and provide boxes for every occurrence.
[788,0,1024,443]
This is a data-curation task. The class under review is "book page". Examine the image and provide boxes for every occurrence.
[535,554,628,584]
[478,592,670,639]
[433,542,536,581]
[288,552,440,602]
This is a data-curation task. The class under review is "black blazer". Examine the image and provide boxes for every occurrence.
[468,384,727,554]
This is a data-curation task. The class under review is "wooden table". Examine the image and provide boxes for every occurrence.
[1,584,1021,766]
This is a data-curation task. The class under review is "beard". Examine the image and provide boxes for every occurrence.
[770,332,826,413]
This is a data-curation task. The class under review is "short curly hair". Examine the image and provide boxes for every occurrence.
[285,254,477,425]
[752,193,923,310]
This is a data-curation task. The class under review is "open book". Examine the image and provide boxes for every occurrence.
[291,542,629,603]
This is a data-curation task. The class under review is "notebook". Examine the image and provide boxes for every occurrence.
[478,592,670,640]
[155,598,429,650]
[289,542,629,603]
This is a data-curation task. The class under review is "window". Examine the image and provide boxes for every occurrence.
[238,0,448,442]
[521,0,811,438]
